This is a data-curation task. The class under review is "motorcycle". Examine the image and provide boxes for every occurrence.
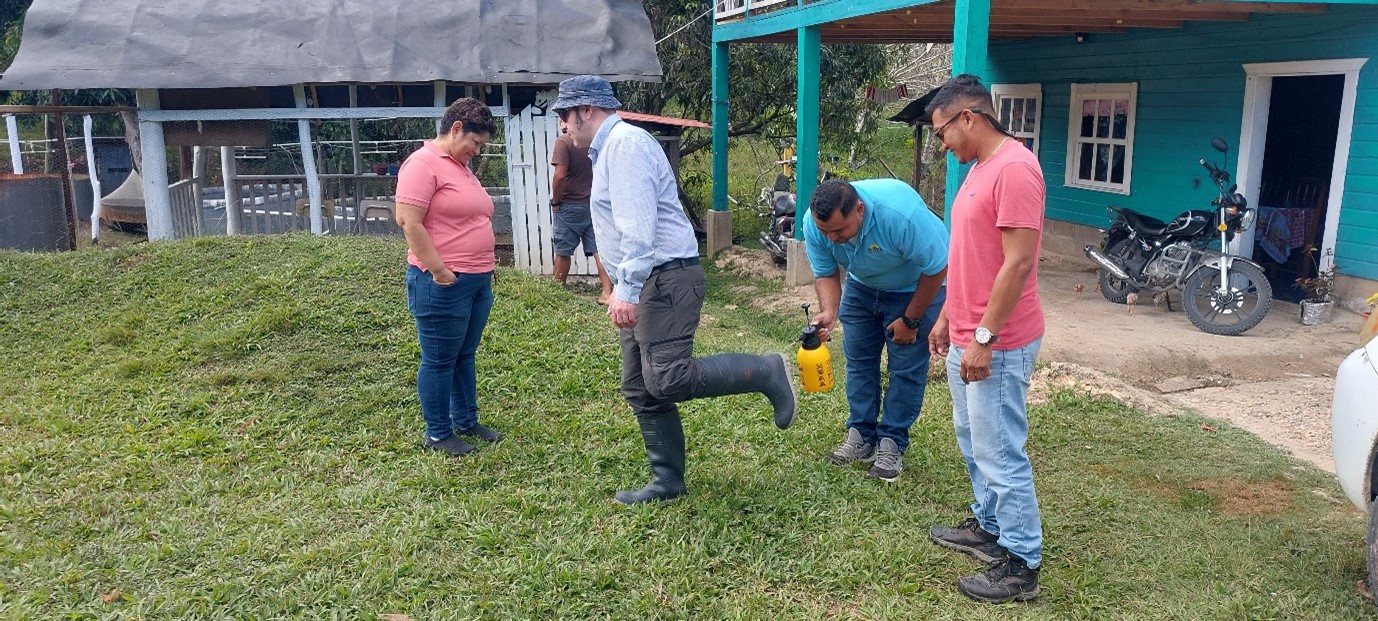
[759,173,795,265]
[1083,138,1273,336]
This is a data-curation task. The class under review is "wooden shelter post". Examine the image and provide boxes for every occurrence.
[292,84,324,235]
[5,114,22,174]
[433,81,446,135]
[348,86,361,176]
[220,147,241,235]
[192,146,207,220]
[81,115,101,241]
[136,89,174,240]
[50,90,77,250]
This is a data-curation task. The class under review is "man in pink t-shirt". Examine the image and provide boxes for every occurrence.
[924,75,1047,604]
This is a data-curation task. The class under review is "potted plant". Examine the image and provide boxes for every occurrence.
[1294,252,1337,325]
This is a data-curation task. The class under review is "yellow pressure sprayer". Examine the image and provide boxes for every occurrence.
[797,303,835,393]
[1362,293,1378,346]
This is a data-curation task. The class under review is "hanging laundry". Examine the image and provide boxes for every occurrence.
[864,84,910,104]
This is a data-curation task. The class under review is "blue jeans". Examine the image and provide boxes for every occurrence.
[946,338,1043,568]
[838,279,944,453]
[405,265,494,440]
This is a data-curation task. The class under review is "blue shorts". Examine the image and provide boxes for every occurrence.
[553,202,597,256]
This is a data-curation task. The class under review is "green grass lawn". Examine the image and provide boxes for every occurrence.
[0,235,1371,620]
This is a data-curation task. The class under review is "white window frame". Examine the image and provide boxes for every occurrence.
[991,83,1042,156]
[1065,82,1138,195]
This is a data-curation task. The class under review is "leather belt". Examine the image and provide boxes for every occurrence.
[649,256,700,276]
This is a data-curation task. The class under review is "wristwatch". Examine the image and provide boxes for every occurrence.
[549,199,560,207]
[901,315,923,330]
[974,326,999,346]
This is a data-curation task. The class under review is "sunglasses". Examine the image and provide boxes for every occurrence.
[932,108,1014,143]
[555,106,589,121]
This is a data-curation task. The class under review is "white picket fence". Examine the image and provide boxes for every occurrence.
[504,103,596,277]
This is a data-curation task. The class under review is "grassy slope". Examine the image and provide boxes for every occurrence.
[0,235,1370,620]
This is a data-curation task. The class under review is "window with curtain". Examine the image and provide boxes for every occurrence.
[1065,83,1137,194]
[991,83,1042,155]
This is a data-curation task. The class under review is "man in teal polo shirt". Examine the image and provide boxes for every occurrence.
[804,178,948,482]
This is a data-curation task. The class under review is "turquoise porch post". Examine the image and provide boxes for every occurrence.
[795,24,821,238]
[711,41,729,213]
[945,0,990,222]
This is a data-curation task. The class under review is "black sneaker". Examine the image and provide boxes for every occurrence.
[457,423,503,443]
[928,518,1006,564]
[423,434,477,457]
[957,552,1040,603]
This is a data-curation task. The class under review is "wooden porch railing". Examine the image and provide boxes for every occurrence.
[715,0,791,20]
[169,179,202,239]
[225,174,402,236]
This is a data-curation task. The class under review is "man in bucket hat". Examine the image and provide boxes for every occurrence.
[550,75,798,505]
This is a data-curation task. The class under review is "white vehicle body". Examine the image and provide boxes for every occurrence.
[1332,337,1378,511]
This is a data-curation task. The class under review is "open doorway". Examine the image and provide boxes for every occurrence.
[1251,74,1343,302]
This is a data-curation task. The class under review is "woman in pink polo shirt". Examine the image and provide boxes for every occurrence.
[395,98,502,458]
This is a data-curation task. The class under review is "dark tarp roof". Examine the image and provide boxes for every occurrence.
[1,0,663,90]
[888,86,941,127]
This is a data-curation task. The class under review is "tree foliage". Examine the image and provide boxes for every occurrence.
[618,1,896,157]
[0,0,30,71]
[1,0,132,109]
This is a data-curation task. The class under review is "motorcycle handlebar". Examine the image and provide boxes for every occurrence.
[1199,158,1229,186]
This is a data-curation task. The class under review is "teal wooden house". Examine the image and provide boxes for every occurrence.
[708,0,1378,309]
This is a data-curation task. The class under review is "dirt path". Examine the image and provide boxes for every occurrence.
[713,247,1369,473]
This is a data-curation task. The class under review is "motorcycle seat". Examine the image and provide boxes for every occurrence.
[1120,209,1172,236]
[771,192,795,216]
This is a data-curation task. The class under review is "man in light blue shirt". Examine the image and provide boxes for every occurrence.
[551,75,798,505]
[803,178,948,482]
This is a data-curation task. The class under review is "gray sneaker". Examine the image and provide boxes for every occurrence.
[868,438,903,482]
[422,434,477,457]
[826,428,876,465]
[929,518,1006,564]
[457,423,503,443]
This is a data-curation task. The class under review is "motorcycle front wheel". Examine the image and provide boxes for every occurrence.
[1181,260,1273,336]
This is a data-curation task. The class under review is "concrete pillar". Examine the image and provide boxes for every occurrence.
[785,238,814,287]
[705,209,733,257]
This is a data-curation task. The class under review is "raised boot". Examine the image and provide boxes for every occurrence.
[614,411,687,505]
[695,353,798,429]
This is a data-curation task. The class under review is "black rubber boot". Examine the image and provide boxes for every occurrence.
[614,411,687,505]
[695,353,798,429]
